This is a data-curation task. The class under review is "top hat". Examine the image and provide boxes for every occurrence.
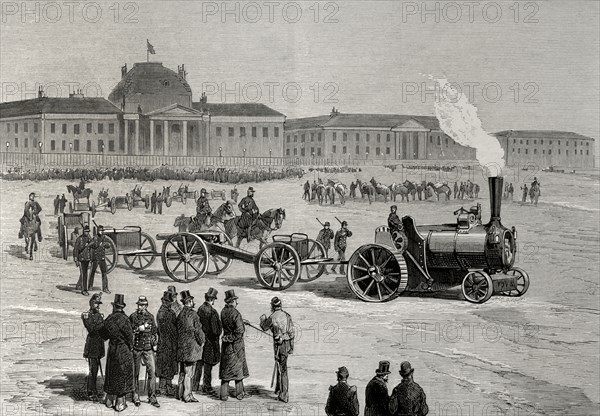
[136,296,148,306]
[161,291,174,303]
[201,188,207,194]
[324,221,330,227]
[167,286,177,295]
[376,360,391,375]
[270,296,282,308]
[336,366,349,378]
[83,225,90,232]
[89,293,103,306]
[399,361,414,377]
[111,294,126,308]
[180,290,194,303]
[224,289,238,303]
[205,287,218,299]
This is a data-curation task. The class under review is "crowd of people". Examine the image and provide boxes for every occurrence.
[385,163,469,172]
[307,166,361,173]
[1,165,305,184]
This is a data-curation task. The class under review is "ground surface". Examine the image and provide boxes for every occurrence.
[1,166,599,416]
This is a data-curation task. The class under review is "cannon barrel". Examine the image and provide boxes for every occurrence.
[488,176,503,221]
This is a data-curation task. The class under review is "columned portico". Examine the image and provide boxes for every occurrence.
[144,104,206,156]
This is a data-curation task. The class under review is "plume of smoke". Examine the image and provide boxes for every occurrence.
[431,77,506,176]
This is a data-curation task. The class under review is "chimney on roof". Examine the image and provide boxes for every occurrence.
[69,88,84,98]
[178,64,187,80]
[121,64,128,78]
[200,92,208,104]
[38,86,44,99]
[330,107,339,117]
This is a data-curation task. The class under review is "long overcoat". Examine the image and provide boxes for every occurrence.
[197,302,222,365]
[176,306,205,363]
[100,310,134,396]
[365,376,391,416]
[156,304,178,378]
[219,305,249,381]
[82,310,105,359]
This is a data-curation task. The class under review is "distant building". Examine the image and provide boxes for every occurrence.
[283,108,476,161]
[493,130,595,169]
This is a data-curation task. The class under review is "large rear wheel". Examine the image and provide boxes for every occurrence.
[104,238,118,274]
[255,242,301,290]
[124,232,157,270]
[161,233,209,283]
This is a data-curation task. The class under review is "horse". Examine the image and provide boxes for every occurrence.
[529,184,541,206]
[426,182,452,201]
[389,183,410,202]
[162,185,171,198]
[224,208,286,248]
[356,179,374,204]
[316,183,326,205]
[19,214,40,260]
[369,178,390,202]
[208,201,236,229]
[402,180,418,201]
[67,185,93,203]
[326,180,346,205]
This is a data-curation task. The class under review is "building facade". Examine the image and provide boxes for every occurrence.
[493,130,596,169]
[283,110,476,162]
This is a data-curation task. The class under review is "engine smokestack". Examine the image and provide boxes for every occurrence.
[488,176,503,220]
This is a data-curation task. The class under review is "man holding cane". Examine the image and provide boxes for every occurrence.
[259,297,295,403]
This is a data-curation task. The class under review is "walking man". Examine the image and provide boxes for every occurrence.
[259,296,295,403]
[219,290,250,401]
[331,221,352,275]
[176,290,205,403]
[130,296,160,408]
[100,294,134,412]
[59,194,67,213]
[365,361,391,416]
[89,225,111,294]
[194,288,222,393]
[54,195,60,215]
[156,291,178,397]
[389,362,429,416]
[157,193,164,215]
[325,366,360,416]
[317,221,334,260]
[82,293,105,402]
[74,225,93,296]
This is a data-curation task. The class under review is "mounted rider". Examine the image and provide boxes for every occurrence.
[20,192,43,241]
[195,189,212,227]
[238,187,259,238]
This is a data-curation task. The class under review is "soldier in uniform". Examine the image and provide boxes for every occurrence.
[100,294,134,412]
[365,361,391,416]
[231,186,239,203]
[82,293,105,401]
[349,181,357,199]
[219,290,250,401]
[325,366,360,416]
[194,288,222,393]
[156,291,178,397]
[195,188,212,226]
[389,362,428,416]
[453,182,459,199]
[508,183,514,200]
[167,285,183,317]
[22,192,43,241]
[331,221,352,275]
[54,195,60,215]
[89,225,111,294]
[74,225,93,296]
[176,290,205,403]
[157,193,164,215]
[59,194,67,213]
[129,296,160,407]
[238,187,259,240]
[150,191,157,214]
[317,222,335,267]
[259,297,295,403]
[521,184,529,203]
[388,206,403,235]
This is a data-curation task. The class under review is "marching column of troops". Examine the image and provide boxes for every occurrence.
[82,288,295,412]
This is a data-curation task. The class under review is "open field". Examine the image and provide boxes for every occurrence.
[1,166,599,415]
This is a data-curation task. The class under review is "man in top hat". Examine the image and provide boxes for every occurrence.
[238,187,260,240]
[195,188,212,226]
[129,296,159,407]
[365,361,392,416]
[156,291,178,397]
[74,225,93,296]
[176,290,205,403]
[260,296,295,403]
[317,221,334,263]
[325,366,360,416]
[331,221,352,275]
[82,292,105,401]
[89,225,112,294]
[219,289,250,401]
[100,294,134,412]
[389,362,429,416]
[194,288,222,393]
[59,194,67,213]
[167,286,183,317]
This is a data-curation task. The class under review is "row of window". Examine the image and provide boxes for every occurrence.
[429,136,456,146]
[513,138,590,147]
[12,137,115,152]
[215,126,279,138]
[285,145,394,156]
[5,121,115,135]
[6,122,39,133]
[513,148,590,156]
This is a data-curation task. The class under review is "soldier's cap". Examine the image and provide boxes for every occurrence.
[29,192,36,198]
[248,187,255,192]
[201,188,207,194]
[391,205,397,210]
[336,366,349,378]
[341,221,348,226]
[83,225,90,232]
[90,293,103,305]
[324,221,330,227]
[270,297,282,308]
[136,296,149,306]
[399,361,414,377]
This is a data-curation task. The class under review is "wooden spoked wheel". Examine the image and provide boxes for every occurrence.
[461,270,493,303]
[57,216,64,246]
[501,267,530,297]
[145,196,150,209]
[254,242,301,291]
[206,233,234,275]
[110,197,116,214]
[161,232,209,283]
[104,237,118,274]
[346,244,408,302]
[298,239,327,282]
[123,232,157,270]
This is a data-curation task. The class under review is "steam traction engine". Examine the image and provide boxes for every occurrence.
[346,177,529,303]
